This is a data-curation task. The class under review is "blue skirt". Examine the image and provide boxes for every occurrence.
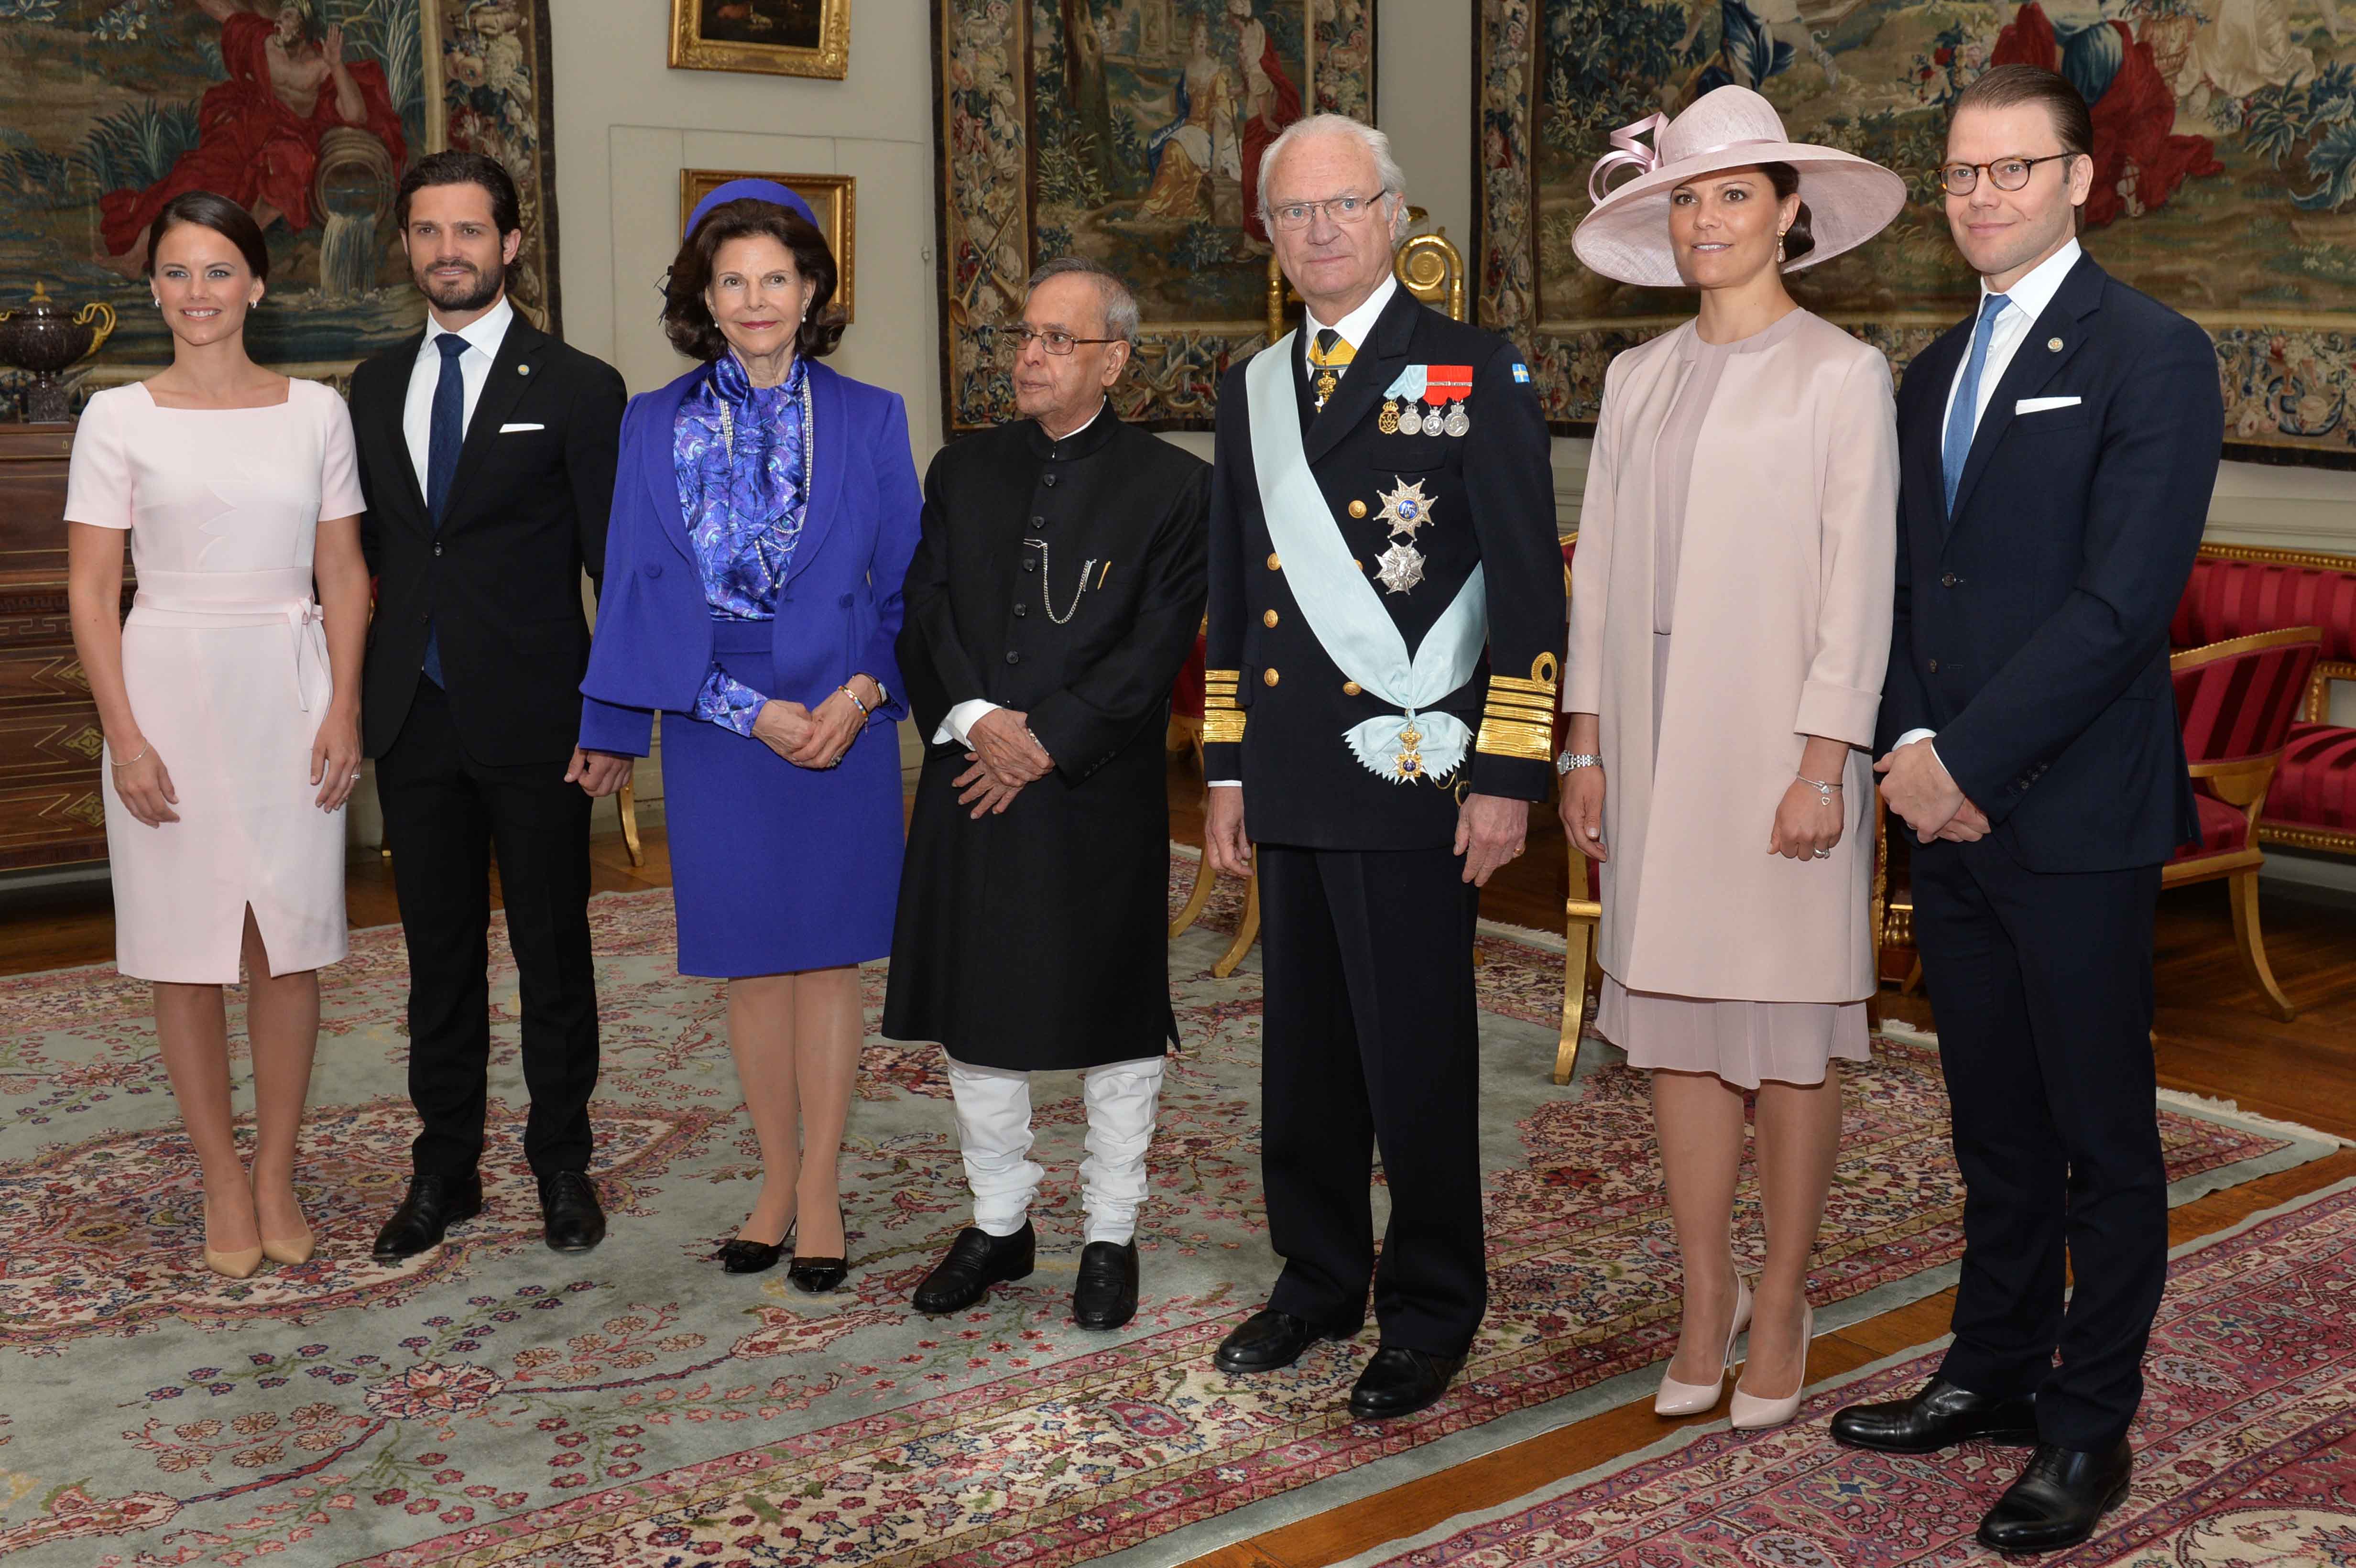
[661,619,905,978]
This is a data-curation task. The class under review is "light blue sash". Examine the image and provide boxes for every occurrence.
[1245,334,1488,784]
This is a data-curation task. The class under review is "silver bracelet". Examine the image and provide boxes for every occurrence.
[1797,774,1843,806]
[1555,751,1601,776]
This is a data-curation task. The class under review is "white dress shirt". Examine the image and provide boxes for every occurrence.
[402,294,514,497]
[1204,273,1402,788]
[932,398,1109,750]
[1896,239,2083,760]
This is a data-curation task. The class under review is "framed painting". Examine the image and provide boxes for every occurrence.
[0,0,562,406]
[669,0,851,80]
[935,0,1376,433]
[679,169,857,319]
[1478,0,2356,466]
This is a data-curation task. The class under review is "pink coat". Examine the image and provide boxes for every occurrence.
[1565,311,1897,1003]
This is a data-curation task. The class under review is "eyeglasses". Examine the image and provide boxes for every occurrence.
[1935,152,2077,196]
[1267,192,1387,231]
[995,325,1122,357]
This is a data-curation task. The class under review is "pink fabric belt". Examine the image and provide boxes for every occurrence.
[129,567,327,712]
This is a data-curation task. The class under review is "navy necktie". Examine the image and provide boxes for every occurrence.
[420,332,468,686]
[1941,292,2009,514]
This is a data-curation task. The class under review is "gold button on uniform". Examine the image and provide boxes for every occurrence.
[1263,609,1279,628]
[1263,668,1280,687]
[1266,553,1281,571]
[1348,500,1367,518]
[1342,681,1361,696]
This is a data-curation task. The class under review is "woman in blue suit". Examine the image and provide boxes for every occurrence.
[578,180,919,1291]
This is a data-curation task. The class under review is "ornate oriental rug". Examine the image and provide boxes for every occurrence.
[0,866,2329,1567]
[1346,1177,2356,1568]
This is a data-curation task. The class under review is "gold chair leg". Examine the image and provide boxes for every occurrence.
[1555,909,1595,1086]
[2228,868,2297,1021]
[1212,870,1261,980]
[616,776,645,869]
[1170,848,1217,938]
[1902,959,1923,995]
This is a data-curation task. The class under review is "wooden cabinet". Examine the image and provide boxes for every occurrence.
[0,421,124,871]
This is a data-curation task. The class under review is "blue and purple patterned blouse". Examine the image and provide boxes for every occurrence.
[675,351,811,733]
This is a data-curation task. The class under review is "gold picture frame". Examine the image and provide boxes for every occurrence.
[678,170,857,322]
[668,0,849,79]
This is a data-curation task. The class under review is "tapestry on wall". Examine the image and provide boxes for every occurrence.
[1478,0,2356,466]
[934,0,1374,432]
[0,0,561,403]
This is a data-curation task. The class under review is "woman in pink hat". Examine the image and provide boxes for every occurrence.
[1557,86,1905,1430]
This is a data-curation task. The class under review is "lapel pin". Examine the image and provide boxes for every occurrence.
[2047,337,2063,352]
[519,364,530,375]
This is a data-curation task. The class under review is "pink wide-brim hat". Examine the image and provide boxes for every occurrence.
[1572,86,1908,289]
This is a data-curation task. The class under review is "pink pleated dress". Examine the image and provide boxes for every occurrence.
[64,380,364,983]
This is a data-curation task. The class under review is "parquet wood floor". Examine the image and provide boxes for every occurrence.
[2,758,2349,1568]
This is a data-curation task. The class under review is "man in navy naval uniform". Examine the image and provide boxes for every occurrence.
[1200,113,1563,1420]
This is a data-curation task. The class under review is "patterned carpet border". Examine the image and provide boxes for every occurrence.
[0,865,2335,1568]
[1338,1174,2356,1568]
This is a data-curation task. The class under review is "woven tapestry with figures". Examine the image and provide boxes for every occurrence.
[0,0,561,405]
[933,0,1374,433]
[1479,0,2356,466]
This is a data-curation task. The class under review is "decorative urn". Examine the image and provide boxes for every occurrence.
[0,282,118,423]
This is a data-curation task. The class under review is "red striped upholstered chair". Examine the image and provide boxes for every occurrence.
[1555,534,1602,1086]
[2171,546,2356,857]
[2166,625,2324,1021]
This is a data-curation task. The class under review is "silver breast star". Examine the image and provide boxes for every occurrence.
[1375,541,1426,595]
[1374,476,1436,540]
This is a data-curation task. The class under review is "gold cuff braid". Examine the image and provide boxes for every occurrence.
[1203,668,1245,744]
[1476,716,1555,762]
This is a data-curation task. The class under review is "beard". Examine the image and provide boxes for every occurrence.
[418,256,504,313]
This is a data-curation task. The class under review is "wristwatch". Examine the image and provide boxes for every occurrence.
[1555,750,1601,775]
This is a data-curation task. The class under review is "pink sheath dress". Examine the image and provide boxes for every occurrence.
[64,380,365,984]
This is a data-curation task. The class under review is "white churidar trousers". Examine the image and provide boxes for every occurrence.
[946,1055,1164,1245]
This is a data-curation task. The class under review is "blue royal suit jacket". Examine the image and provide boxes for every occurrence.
[577,358,922,755]
[1876,253,2217,872]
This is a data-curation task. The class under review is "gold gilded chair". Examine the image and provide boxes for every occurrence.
[1554,534,1601,1085]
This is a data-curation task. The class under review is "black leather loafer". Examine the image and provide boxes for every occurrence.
[1977,1438,2134,1554]
[1348,1346,1465,1420]
[538,1171,606,1253]
[371,1172,484,1261]
[1211,1307,1360,1375]
[1071,1241,1139,1329]
[912,1222,1034,1314]
[1830,1376,2039,1453]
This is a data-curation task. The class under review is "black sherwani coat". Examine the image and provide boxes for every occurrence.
[881,410,1211,1071]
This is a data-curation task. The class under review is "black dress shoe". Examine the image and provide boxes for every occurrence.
[1212,1307,1360,1374]
[1830,1376,2040,1453]
[372,1172,484,1260]
[1977,1438,2134,1554]
[1348,1346,1465,1420]
[537,1171,606,1253]
[1072,1241,1139,1329]
[787,1207,849,1294]
[912,1222,1034,1314]
[714,1222,793,1275]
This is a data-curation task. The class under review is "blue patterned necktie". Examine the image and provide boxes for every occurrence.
[421,332,468,686]
[1942,292,2010,514]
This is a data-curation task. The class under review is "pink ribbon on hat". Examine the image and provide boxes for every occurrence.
[1588,112,1669,206]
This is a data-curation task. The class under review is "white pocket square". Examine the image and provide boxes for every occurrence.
[2014,396,2081,414]
[498,421,545,433]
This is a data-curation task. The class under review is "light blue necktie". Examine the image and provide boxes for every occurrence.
[1942,293,2009,514]
[420,332,468,687]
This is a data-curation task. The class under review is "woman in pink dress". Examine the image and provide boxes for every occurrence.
[65,191,371,1279]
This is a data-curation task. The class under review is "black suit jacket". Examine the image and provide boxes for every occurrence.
[1203,286,1562,850]
[1878,254,2216,872]
[352,311,627,766]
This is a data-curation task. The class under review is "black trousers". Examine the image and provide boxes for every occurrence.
[1911,837,2167,1451]
[376,679,599,1181]
[1257,844,1485,1357]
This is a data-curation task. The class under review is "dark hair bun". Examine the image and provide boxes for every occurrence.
[1783,199,1816,263]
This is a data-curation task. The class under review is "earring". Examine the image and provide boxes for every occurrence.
[1776,230,1788,264]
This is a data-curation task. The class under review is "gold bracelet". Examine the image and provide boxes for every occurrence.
[109,743,149,769]
[838,683,870,719]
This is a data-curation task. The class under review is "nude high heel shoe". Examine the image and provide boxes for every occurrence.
[1655,1270,1752,1416]
[260,1224,315,1267]
[204,1243,264,1279]
[1730,1302,1814,1430]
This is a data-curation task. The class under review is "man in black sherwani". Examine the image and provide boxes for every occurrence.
[884,257,1211,1332]
[1201,115,1562,1420]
